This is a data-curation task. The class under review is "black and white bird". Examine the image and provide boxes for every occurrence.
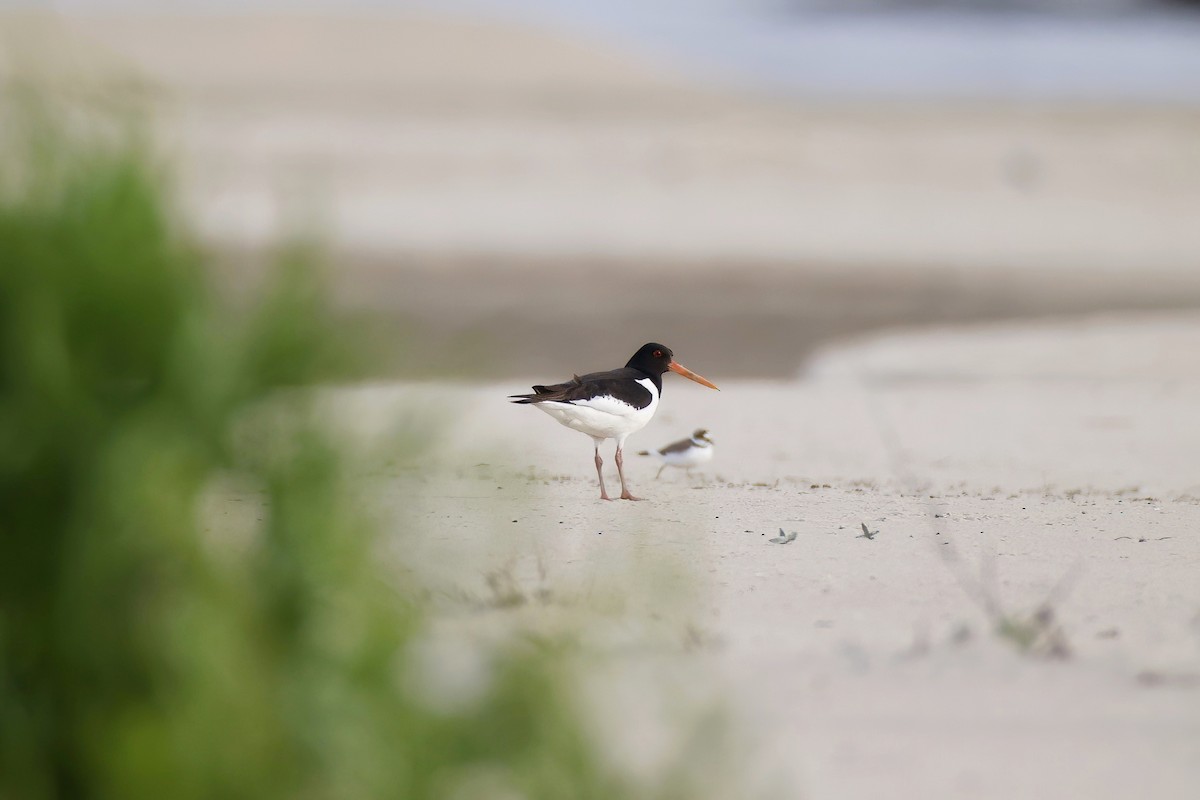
[638,429,714,479]
[510,343,719,500]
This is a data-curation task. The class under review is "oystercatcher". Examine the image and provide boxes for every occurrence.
[638,428,714,479]
[510,343,719,500]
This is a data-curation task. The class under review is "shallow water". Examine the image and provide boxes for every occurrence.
[446,0,1200,101]
[47,1,1200,101]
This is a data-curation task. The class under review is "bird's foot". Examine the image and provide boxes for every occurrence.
[619,491,644,501]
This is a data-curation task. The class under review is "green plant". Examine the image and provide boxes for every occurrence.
[0,114,733,800]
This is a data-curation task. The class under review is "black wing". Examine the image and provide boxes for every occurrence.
[509,367,654,409]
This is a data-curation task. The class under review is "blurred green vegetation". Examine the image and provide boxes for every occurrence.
[0,112,734,799]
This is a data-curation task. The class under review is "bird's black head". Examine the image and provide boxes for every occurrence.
[626,343,675,375]
[625,343,720,391]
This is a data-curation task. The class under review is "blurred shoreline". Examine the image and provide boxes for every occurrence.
[40,1,1200,102]
[6,9,1200,378]
[220,248,1200,379]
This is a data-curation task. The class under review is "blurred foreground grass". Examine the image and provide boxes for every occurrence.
[0,111,738,799]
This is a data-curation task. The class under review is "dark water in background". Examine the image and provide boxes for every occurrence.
[40,0,1200,101]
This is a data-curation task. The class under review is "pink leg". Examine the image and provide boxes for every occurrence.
[615,445,643,501]
[594,442,611,501]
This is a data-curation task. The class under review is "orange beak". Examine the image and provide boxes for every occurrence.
[668,360,720,390]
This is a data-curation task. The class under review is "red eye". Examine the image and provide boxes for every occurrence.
[653,350,663,358]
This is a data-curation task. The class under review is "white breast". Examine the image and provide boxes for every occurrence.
[536,378,659,443]
[658,442,714,468]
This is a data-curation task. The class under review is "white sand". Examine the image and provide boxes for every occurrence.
[330,312,1200,799]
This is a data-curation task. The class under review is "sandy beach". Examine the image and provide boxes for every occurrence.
[329,370,1200,791]
[6,8,1199,798]
[335,312,1200,799]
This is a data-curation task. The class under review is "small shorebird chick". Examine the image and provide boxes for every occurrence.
[639,429,714,479]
